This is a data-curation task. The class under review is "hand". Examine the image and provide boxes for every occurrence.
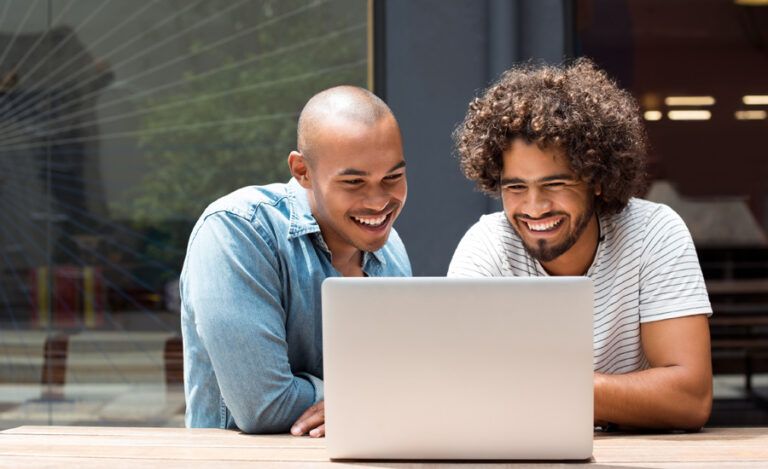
[290,401,325,438]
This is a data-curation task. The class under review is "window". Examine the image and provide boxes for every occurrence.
[0,0,370,429]
[577,0,768,425]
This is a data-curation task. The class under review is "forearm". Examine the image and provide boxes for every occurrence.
[595,366,712,430]
[183,213,324,434]
[225,374,317,434]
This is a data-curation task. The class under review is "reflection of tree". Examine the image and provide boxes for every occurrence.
[116,0,367,264]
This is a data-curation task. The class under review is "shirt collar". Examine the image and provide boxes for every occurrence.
[364,250,386,268]
[285,178,387,266]
[287,177,321,239]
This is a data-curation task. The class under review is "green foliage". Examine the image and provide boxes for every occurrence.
[113,0,368,264]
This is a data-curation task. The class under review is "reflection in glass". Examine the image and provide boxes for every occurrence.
[0,0,368,429]
[577,0,768,426]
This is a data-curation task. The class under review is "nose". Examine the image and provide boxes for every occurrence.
[362,186,391,212]
[522,188,552,218]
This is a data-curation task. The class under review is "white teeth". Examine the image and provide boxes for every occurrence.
[353,214,387,226]
[526,219,562,232]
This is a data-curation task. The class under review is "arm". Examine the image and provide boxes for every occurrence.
[184,212,317,433]
[595,314,712,430]
[594,204,715,430]
[596,205,714,430]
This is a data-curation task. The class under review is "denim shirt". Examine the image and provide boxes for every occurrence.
[180,178,411,433]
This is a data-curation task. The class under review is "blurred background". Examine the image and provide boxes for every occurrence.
[0,0,765,428]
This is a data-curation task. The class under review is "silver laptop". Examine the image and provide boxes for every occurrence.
[322,277,594,460]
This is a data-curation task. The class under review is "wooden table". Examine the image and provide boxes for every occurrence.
[1,426,768,468]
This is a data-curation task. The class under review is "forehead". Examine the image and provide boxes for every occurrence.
[310,116,404,174]
[501,139,574,178]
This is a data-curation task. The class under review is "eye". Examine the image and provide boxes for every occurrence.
[503,184,526,192]
[544,182,566,190]
[384,173,404,182]
[341,178,364,186]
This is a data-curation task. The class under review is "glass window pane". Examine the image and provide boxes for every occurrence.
[0,0,369,429]
[576,0,768,425]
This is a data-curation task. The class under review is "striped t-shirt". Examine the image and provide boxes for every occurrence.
[447,198,712,374]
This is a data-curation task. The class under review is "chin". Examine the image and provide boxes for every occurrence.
[359,239,388,253]
[355,233,390,253]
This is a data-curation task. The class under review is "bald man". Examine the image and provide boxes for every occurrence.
[180,86,411,436]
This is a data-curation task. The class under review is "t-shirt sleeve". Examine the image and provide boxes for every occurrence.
[447,215,506,277]
[638,204,712,323]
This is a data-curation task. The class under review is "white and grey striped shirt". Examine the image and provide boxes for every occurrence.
[447,198,712,374]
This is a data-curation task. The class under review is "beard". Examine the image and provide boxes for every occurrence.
[509,198,596,263]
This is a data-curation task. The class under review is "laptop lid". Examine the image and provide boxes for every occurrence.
[322,277,594,460]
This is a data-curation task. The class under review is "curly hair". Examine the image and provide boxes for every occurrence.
[454,58,647,216]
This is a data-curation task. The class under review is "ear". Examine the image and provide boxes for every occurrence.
[288,151,312,189]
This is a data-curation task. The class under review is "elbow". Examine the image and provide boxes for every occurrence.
[677,384,713,431]
[224,376,316,434]
[236,410,293,434]
[232,389,310,434]
[684,394,712,431]
[234,402,295,434]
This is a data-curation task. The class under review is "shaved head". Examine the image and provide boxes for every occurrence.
[287,85,406,259]
[297,86,395,162]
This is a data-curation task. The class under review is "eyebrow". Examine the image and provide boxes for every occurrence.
[499,173,576,185]
[336,160,406,177]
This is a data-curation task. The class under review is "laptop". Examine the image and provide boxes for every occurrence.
[321,276,594,461]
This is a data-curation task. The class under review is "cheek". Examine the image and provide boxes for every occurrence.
[316,188,347,219]
[500,200,520,227]
[501,194,520,215]
[395,181,408,203]
[329,194,354,218]
[561,191,591,213]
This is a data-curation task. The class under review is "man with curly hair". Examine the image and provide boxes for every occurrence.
[449,59,712,430]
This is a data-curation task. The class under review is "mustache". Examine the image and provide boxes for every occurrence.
[351,201,400,217]
[514,212,567,222]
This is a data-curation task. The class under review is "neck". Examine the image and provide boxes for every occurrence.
[540,214,600,276]
[307,190,365,277]
[328,241,364,277]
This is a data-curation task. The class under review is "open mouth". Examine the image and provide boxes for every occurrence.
[350,211,393,231]
[520,216,565,234]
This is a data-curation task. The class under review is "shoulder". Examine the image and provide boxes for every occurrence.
[617,199,698,269]
[608,198,688,240]
[202,183,292,222]
[188,183,292,249]
[449,211,519,277]
[621,198,685,223]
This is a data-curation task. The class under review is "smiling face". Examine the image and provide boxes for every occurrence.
[500,138,600,274]
[290,114,407,257]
